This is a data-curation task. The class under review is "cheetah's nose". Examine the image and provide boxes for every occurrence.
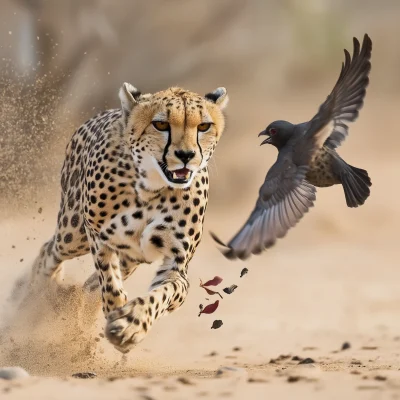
[174,150,196,164]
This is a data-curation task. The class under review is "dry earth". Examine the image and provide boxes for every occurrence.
[1,94,400,398]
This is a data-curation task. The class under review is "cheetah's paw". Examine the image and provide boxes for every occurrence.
[105,299,152,353]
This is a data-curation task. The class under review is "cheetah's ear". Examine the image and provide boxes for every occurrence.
[205,87,229,110]
[119,82,141,122]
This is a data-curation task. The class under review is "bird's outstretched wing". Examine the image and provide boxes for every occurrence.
[210,159,316,260]
[294,34,372,163]
[211,34,372,260]
[312,34,372,151]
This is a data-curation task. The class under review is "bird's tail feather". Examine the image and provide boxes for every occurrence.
[340,164,371,207]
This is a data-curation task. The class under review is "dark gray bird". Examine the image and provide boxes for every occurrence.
[211,34,372,260]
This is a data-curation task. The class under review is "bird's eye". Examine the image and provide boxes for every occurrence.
[152,121,170,131]
[269,128,277,136]
[198,123,211,132]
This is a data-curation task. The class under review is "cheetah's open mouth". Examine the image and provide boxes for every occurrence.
[159,164,193,184]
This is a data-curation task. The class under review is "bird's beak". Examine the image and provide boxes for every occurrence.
[258,130,272,146]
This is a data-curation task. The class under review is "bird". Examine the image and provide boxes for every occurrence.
[211,34,372,261]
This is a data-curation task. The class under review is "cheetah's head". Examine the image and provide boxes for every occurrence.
[119,83,228,190]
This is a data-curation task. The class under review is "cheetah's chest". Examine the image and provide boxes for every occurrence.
[93,192,207,264]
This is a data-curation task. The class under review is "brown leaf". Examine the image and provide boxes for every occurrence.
[177,377,194,385]
[198,300,219,316]
[201,286,223,299]
[202,276,223,287]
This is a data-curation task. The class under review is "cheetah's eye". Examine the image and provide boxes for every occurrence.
[198,123,211,132]
[152,121,170,132]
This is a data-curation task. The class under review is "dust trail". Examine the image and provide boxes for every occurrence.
[0,272,139,377]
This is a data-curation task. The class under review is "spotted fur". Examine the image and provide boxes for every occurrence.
[29,83,228,352]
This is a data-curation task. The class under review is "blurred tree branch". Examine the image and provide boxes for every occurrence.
[14,0,113,93]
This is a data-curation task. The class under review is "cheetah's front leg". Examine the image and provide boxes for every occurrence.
[105,260,189,352]
[89,242,128,316]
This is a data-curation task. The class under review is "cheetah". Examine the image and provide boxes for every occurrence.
[29,83,229,352]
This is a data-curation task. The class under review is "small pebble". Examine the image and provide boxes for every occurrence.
[248,377,268,383]
[298,358,315,365]
[72,372,97,379]
[292,356,303,362]
[269,354,290,364]
[0,367,30,380]
[177,377,194,385]
[361,346,378,350]
[38,207,43,214]
[341,342,351,351]
[374,375,387,381]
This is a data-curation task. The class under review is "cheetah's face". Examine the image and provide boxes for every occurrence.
[119,84,228,189]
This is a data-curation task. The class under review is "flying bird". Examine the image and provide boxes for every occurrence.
[212,34,372,260]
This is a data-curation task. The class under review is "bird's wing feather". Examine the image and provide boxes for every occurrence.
[303,34,372,153]
[291,34,372,166]
[210,159,316,260]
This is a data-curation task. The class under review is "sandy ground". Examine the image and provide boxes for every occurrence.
[1,94,400,398]
[1,166,400,399]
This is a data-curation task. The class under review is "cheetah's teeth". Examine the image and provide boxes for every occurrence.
[172,171,191,180]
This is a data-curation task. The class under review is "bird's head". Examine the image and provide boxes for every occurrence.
[259,120,295,149]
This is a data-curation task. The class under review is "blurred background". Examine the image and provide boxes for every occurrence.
[1,0,399,210]
[0,0,400,376]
